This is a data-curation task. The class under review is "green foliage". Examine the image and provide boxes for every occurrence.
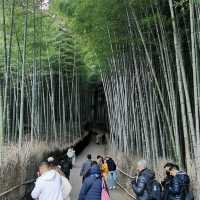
[0,0,179,83]
[50,0,129,72]
[0,0,90,84]
[50,0,171,76]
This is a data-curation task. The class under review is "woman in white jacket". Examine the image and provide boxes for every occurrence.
[31,162,63,200]
[47,156,72,200]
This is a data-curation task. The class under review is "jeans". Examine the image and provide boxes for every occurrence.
[108,170,117,188]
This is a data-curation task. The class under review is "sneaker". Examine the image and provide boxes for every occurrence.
[109,187,112,190]
[113,186,116,189]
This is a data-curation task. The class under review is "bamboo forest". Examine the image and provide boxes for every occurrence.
[1,0,200,199]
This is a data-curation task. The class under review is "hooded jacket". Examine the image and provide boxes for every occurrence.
[168,171,190,200]
[132,168,155,200]
[31,170,64,200]
[78,165,102,200]
[80,159,92,177]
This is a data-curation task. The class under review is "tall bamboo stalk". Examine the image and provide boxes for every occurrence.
[19,0,29,150]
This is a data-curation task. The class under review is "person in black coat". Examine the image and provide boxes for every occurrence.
[132,160,155,200]
[106,156,117,189]
[61,154,73,179]
[168,165,190,200]
[106,157,116,172]
[161,163,179,200]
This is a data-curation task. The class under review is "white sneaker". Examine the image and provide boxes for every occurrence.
[113,186,116,189]
[109,187,112,190]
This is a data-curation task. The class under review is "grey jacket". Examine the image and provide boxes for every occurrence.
[80,159,92,177]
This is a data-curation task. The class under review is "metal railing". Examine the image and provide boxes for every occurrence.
[117,167,137,179]
[117,167,137,199]
[0,132,91,198]
[0,179,35,198]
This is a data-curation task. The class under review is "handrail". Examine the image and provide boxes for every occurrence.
[117,167,137,179]
[0,169,136,198]
[0,133,90,198]
[0,179,35,197]
[117,181,136,199]
[117,167,137,199]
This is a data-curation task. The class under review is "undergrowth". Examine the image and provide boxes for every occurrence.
[0,138,78,200]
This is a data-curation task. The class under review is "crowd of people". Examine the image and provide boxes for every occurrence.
[132,160,194,200]
[79,154,117,200]
[30,151,114,200]
[31,146,75,200]
[31,149,194,200]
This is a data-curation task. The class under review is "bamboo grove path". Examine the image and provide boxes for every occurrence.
[70,141,131,200]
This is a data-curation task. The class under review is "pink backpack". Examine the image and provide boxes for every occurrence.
[101,179,110,200]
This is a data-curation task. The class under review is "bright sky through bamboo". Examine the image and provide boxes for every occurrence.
[41,0,50,10]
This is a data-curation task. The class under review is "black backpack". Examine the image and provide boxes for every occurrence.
[177,171,193,200]
[146,179,162,200]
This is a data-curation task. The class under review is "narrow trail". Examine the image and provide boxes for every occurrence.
[70,141,131,200]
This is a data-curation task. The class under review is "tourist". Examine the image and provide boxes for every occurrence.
[161,162,178,200]
[67,146,76,166]
[168,165,191,200]
[80,154,92,182]
[97,155,103,166]
[47,156,65,176]
[61,154,73,179]
[106,156,117,189]
[78,161,102,200]
[88,160,101,175]
[31,161,63,200]
[101,158,109,181]
[132,160,161,200]
[47,157,72,200]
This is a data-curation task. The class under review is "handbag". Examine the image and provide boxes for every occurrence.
[101,178,110,200]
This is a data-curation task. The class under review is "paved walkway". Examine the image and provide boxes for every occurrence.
[70,142,131,200]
